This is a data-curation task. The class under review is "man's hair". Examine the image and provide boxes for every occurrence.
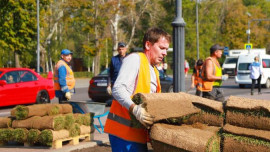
[196,59,204,66]
[143,27,171,50]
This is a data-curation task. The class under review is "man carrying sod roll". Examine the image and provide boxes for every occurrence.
[104,27,171,152]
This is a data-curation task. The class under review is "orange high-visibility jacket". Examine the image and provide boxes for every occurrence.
[104,52,161,144]
[202,57,222,92]
[54,60,75,91]
[194,66,203,91]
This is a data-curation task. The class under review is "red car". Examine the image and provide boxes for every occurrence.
[0,68,55,107]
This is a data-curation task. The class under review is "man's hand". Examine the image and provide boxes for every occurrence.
[221,74,229,81]
[65,92,71,100]
[132,104,154,129]
[191,83,195,89]
[107,86,112,95]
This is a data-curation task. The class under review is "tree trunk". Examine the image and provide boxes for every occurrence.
[14,51,21,68]
[93,0,100,76]
[40,46,46,73]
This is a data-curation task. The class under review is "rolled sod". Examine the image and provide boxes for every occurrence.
[223,124,270,152]
[226,96,270,130]
[0,117,12,128]
[27,129,41,144]
[58,104,73,114]
[80,125,91,135]
[223,134,270,152]
[39,129,69,146]
[12,128,29,143]
[69,123,81,137]
[73,113,84,125]
[12,115,65,130]
[11,104,73,120]
[83,113,95,126]
[0,128,13,142]
[131,93,200,128]
[64,114,75,130]
[150,123,221,152]
[183,94,224,127]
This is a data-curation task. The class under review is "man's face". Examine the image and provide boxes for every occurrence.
[215,50,223,59]
[145,36,169,65]
[61,54,72,63]
[118,47,127,57]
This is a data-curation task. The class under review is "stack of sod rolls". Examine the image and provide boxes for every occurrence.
[183,92,224,127]
[223,96,270,151]
[0,117,13,144]
[131,92,222,151]
[10,104,73,120]
[0,104,94,147]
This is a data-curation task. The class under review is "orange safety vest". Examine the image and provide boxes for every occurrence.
[104,52,161,144]
[54,60,75,91]
[201,57,222,92]
[194,66,203,91]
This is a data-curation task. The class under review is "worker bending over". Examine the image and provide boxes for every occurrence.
[104,28,171,152]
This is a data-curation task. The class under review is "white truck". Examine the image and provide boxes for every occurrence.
[222,49,266,76]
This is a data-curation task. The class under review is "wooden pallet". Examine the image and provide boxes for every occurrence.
[52,133,91,149]
[0,134,91,149]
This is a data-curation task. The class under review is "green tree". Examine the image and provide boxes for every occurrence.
[0,0,49,68]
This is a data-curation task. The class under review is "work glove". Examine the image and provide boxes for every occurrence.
[65,92,71,100]
[107,86,112,95]
[221,74,229,81]
[132,104,154,129]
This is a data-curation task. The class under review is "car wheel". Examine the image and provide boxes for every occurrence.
[239,84,245,88]
[265,79,270,88]
[167,85,173,92]
[36,90,50,104]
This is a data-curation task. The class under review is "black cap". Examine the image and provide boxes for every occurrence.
[118,42,126,47]
[210,44,224,54]
[196,59,204,66]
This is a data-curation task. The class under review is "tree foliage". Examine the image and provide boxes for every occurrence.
[0,0,49,67]
[0,0,269,71]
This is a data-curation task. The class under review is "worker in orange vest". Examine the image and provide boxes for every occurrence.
[54,49,75,103]
[191,59,204,96]
[104,28,171,152]
[202,44,228,102]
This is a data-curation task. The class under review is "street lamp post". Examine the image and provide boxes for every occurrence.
[247,19,270,44]
[196,0,199,60]
[37,0,40,74]
[172,0,186,92]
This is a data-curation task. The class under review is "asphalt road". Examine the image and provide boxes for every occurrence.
[0,76,263,117]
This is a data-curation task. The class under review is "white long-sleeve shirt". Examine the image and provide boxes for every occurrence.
[249,61,262,79]
[112,53,158,110]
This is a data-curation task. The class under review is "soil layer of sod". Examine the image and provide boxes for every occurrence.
[150,123,220,152]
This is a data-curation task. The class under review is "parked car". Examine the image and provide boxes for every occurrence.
[0,68,55,107]
[88,68,173,102]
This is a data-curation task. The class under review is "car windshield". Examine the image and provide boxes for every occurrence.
[225,58,238,64]
[238,63,250,70]
[0,71,2,75]
[99,68,109,75]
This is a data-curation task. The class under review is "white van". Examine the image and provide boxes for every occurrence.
[222,57,238,76]
[222,49,266,76]
[235,54,270,88]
